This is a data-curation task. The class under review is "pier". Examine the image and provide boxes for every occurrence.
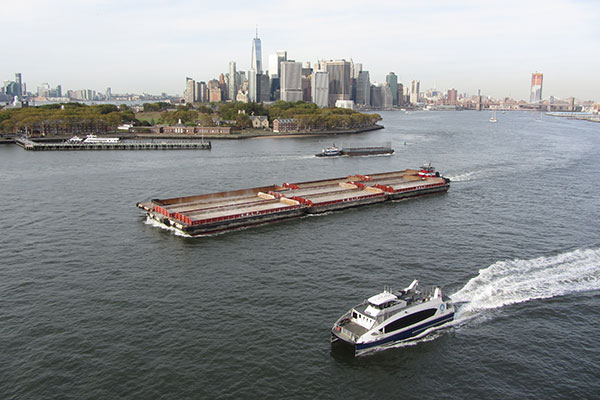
[138,168,451,236]
[15,137,211,151]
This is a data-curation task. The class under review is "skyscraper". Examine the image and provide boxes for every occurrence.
[280,61,303,102]
[324,60,351,106]
[251,30,262,74]
[259,74,271,102]
[410,80,420,104]
[447,88,458,105]
[268,50,287,78]
[248,69,257,102]
[530,72,543,103]
[356,71,370,106]
[229,61,238,101]
[15,73,22,98]
[386,72,398,105]
[311,71,329,108]
[382,84,393,109]
[184,77,196,104]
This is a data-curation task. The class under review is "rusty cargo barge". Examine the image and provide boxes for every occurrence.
[137,166,450,236]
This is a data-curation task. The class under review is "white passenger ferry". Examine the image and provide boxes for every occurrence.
[331,279,454,355]
[82,134,119,144]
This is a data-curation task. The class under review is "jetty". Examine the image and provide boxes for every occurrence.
[15,137,211,151]
[138,167,450,236]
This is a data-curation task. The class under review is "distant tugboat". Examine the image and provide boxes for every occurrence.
[317,144,342,157]
[316,143,394,157]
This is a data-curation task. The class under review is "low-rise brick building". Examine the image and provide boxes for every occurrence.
[272,118,298,133]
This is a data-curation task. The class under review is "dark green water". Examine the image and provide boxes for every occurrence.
[1,111,599,399]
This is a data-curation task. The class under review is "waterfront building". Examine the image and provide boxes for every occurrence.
[335,100,354,110]
[410,80,420,104]
[280,61,303,102]
[324,60,351,106]
[356,71,370,106]
[272,118,298,133]
[311,70,329,108]
[37,83,50,97]
[229,61,238,101]
[447,88,458,105]
[370,85,382,108]
[530,72,543,103]
[251,31,262,74]
[249,115,269,129]
[386,72,398,105]
[105,87,111,99]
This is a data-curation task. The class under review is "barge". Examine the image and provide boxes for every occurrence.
[137,166,450,236]
[15,137,211,151]
[316,143,394,157]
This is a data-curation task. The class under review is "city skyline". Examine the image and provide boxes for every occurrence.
[2,0,599,101]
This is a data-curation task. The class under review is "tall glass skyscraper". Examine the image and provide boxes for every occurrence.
[386,72,398,105]
[251,31,262,74]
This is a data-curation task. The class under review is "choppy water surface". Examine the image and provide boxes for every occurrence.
[1,111,599,399]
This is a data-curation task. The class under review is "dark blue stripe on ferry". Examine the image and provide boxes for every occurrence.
[356,313,455,351]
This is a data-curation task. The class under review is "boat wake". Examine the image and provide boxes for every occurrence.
[446,171,477,182]
[144,216,191,238]
[450,248,600,322]
[359,248,600,355]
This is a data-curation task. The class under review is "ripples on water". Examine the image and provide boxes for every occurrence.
[1,111,599,399]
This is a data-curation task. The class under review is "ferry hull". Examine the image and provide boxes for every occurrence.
[331,312,455,356]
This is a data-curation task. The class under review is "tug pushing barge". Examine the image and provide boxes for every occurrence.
[137,166,450,236]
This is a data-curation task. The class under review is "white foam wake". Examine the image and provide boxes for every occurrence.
[446,171,477,182]
[450,248,600,317]
[144,216,191,238]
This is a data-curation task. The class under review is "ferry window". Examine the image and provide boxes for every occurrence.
[352,312,357,319]
[385,309,437,333]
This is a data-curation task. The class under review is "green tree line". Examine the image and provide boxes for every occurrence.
[0,103,136,136]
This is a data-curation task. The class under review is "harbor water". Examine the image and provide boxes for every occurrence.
[1,111,599,399]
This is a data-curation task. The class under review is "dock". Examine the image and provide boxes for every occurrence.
[15,137,211,151]
[137,168,451,236]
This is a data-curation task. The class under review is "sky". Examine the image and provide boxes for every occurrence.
[2,0,599,101]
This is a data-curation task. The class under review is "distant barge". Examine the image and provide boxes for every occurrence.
[137,167,450,236]
[316,144,394,157]
[15,137,211,151]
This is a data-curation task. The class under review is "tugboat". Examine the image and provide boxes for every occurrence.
[316,144,342,157]
[418,163,439,178]
[331,279,454,356]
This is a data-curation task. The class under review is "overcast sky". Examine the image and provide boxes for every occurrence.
[2,0,598,101]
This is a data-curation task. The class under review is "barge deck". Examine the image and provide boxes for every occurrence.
[138,168,450,236]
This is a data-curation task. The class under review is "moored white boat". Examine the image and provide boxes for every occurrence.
[82,134,119,144]
[331,279,454,356]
